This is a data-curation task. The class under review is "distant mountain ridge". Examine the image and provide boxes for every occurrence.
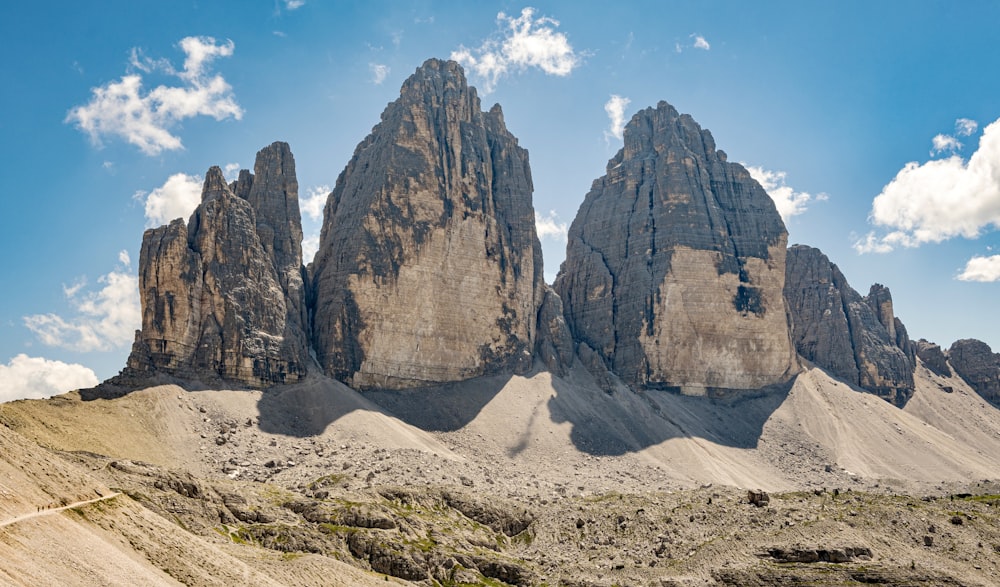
[105,58,1000,410]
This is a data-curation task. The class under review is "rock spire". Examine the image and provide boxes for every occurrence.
[309,58,547,389]
[554,101,799,394]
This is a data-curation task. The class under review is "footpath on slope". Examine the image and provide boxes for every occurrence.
[0,492,121,529]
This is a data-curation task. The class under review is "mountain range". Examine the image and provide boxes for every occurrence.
[3,58,1000,586]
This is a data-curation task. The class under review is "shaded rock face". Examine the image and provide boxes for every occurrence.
[948,339,1000,406]
[123,144,309,387]
[783,245,914,406]
[916,339,951,378]
[309,59,544,390]
[554,101,798,393]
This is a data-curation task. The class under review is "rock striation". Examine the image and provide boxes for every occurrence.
[309,59,546,389]
[783,245,914,406]
[554,101,799,394]
[948,339,1000,406]
[120,143,309,387]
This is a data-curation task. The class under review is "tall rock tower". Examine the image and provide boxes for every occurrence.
[554,102,799,394]
[309,59,545,390]
[122,143,310,387]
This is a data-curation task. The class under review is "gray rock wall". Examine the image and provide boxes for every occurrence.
[309,59,544,389]
[784,245,914,405]
[554,101,799,393]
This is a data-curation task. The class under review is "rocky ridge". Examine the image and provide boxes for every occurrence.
[783,245,915,406]
[102,58,1000,417]
[948,338,1000,406]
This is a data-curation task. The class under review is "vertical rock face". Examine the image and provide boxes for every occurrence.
[948,339,1000,406]
[123,146,309,387]
[309,59,544,390]
[784,245,914,405]
[554,101,799,393]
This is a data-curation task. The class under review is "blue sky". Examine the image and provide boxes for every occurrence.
[3,1,999,400]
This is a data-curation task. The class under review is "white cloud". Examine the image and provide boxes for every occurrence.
[692,35,711,50]
[137,172,202,227]
[222,162,242,182]
[536,210,568,241]
[284,0,305,9]
[302,233,320,263]
[300,184,330,221]
[956,118,978,136]
[370,63,390,85]
[931,133,962,155]
[856,117,1000,253]
[957,254,1000,282]
[66,36,242,155]
[118,250,131,266]
[745,165,826,222]
[451,7,579,93]
[603,94,631,142]
[0,355,99,403]
[23,255,140,353]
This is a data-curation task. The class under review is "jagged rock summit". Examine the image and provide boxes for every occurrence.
[554,101,799,394]
[119,142,309,388]
[783,245,915,406]
[309,58,550,389]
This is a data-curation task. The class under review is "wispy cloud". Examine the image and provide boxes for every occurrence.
[24,253,140,353]
[370,63,390,85]
[535,210,568,241]
[745,165,827,222]
[692,34,711,50]
[451,7,580,93]
[603,94,631,142]
[855,117,1000,253]
[676,33,712,53]
[931,133,962,155]
[0,354,99,403]
[135,172,203,227]
[284,0,305,9]
[956,118,978,136]
[302,233,320,263]
[66,36,242,155]
[957,254,1000,282]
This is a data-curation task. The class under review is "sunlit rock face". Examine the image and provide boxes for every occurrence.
[309,59,547,390]
[123,143,309,388]
[555,101,799,394]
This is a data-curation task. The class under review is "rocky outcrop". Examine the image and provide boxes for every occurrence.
[948,339,1000,406]
[119,145,309,388]
[554,101,799,393]
[916,339,951,378]
[784,245,914,406]
[309,59,544,389]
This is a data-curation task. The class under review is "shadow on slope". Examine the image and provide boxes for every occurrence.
[545,365,792,456]
[361,362,792,455]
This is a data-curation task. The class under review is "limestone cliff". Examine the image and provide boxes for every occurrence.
[120,146,309,387]
[309,59,545,389]
[948,339,1000,406]
[554,101,799,394]
[783,245,914,406]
